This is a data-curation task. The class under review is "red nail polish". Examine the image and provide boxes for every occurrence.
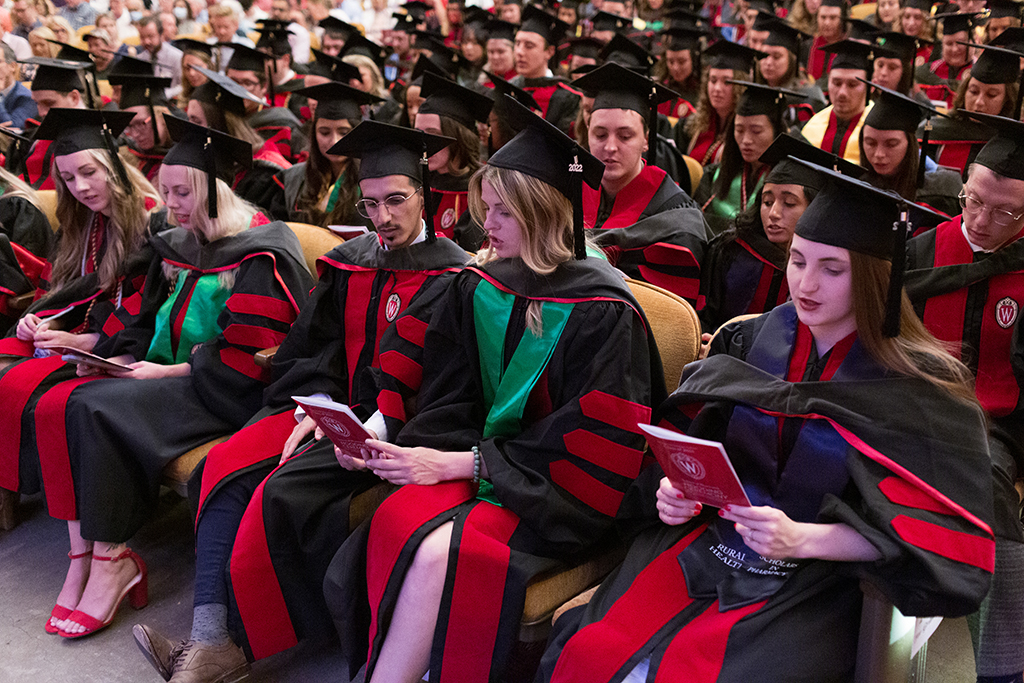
[718,509,725,517]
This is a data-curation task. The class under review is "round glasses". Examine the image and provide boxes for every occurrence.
[355,188,421,219]
[958,191,1024,227]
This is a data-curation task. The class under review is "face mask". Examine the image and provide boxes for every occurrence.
[173,6,187,19]
[130,10,143,21]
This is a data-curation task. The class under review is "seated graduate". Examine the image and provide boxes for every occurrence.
[338,35,404,125]
[511,5,581,134]
[185,66,292,213]
[114,73,173,184]
[413,71,491,249]
[224,44,309,164]
[655,26,704,119]
[131,120,468,682]
[801,39,875,165]
[253,22,307,114]
[695,81,791,234]
[170,38,215,109]
[869,31,927,97]
[570,62,709,306]
[905,111,1024,683]
[803,0,846,82]
[858,80,962,217]
[698,133,862,334]
[0,162,57,330]
[38,119,312,640]
[539,162,996,683]
[752,14,827,126]
[321,96,665,683]
[268,80,380,226]
[915,12,976,90]
[0,110,160,530]
[675,41,764,167]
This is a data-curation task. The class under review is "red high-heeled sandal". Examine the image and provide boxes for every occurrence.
[58,548,148,639]
[46,549,93,634]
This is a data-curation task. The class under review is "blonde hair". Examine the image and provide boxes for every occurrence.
[468,165,577,335]
[28,26,59,57]
[209,4,239,20]
[50,149,160,293]
[849,250,979,404]
[342,54,388,99]
[44,15,73,40]
[0,166,42,205]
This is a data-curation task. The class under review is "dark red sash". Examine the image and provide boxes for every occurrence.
[583,165,665,231]
[0,355,65,490]
[735,239,789,315]
[820,109,862,158]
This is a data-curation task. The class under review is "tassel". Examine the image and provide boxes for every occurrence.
[147,88,159,151]
[570,154,586,260]
[421,152,436,244]
[882,204,909,338]
[647,85,657,168]
[102,123,133,196]
[917,115,931,189]
[205,134,218,219]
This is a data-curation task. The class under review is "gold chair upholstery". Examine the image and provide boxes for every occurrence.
[36,190,59,232]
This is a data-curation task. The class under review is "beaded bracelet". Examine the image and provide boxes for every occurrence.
[471,445,481,484]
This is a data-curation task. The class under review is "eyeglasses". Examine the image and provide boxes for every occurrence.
[958,191,1024,227]
[355,188,421,219]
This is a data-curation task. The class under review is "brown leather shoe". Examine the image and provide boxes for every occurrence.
[0,487,19,531]
[168,639,250,683]
[133,624,181,681]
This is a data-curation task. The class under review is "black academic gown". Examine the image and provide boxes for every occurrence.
[538,304,995,683]
[323,256,666,683]
[248,106,309,164]
[515,75,582,135]
[0,195,55,328]
[190,232,469,662]
[35,219,312,542]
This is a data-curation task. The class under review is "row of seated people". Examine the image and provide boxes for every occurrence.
[0,86,1021,683]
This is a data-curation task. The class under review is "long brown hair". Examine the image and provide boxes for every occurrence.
[437,114,483,178]
[299,110,363,226]
[684,67,743,148]
[50,149,159,292]
[190,99,264,148]
[951,76,1019,118]
[849,250,978,403]
[859,127,920,201]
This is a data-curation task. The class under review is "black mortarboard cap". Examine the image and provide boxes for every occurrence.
[732,80,803,116]
[418,70,493,127]
[327,120,454,241]
[25,58,88,93]
[413,30,465,72]
[932,11,980,35]
[818,39,874,71]
[847,18,880,42]
[410,52,457,84]
[703,39,766,71]
[598,33,656,73]
[902,0,933,10]
[254,24,292,57]
[861,77,940,131]
[966,111,1024,181]
[518,4,568,45]
[117,74,171,108]
[591,10,631,33]
[559,36,604,61]
[307,48,363,82]
[660,26,706,51]
[189,66,265,116]
[962,41,1023,83]
[402,0,433,21]
[663,7,707,29]
[44,39,93,64]
[760,16,808,54]
[873,31,926,62]
[988,0,1024,19]
[483,18,517,43]
[224,43,274,72]
[339,33,390,68]
[488,94,603,258]
[392,11,421,34]
[319,16,360,39]
[105,54,156,81]
[163,117,253,218]
[759,132,865,189]
[171,38,215,59]
[463,6,492,28]
[295,80,384,120]
[486,70,541,111]
[990,25,1024,50]
[34,108,135,191]
[820,0,848,7]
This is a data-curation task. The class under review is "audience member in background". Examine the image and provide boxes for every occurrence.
[484,18,518,82]
[136,15,184,100]
[513,6,579,134]
[269,0,311,65]
[43,16,72,45]
[58,0,95,32]
[172,38,214,107]
[84,29,116,79]
[805,0,846,81]
[0,43,36,129]
[208,4,254,73]
[11,0,42,41]
[895,0,933,64]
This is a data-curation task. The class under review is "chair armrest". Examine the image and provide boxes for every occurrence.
[254,345,280,369]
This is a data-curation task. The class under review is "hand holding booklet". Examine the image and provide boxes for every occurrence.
[46,346,134,373]
[292,395,374,459]
[639,423,752,509]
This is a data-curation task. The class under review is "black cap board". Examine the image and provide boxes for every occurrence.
[293,80,383,120]
[402,0,433,20]
[598,34,656,73]
[413,31,465,73]
[392,11,421,34]
[327,120,454,242]
[224,43,274,73]
[873,32,927,62]
[189,66,265,116]
[409,53,457,85]
[488,94,603,258]
[118,74,171,108]
[732,80,803,116]
[759,132,866,189]
[759,16,808,55]
[818,39,874,71]
[417,71,493,128]
[319,16,360,39]
[105,54,156,81]
[171,38,215,59]
[307,48,364,82]
[847,18,880,42]
[961,42,1023,84]
[25,58,88,93]
[34,108,135,191]
[518,4,568,45]
[932,12,980,35]
[861,77,941,131]
[902,0,932,11]
[988,0,1024,20]
[483,18,517,43]
[704,39,766,71]
[559,36,604,61]
[591,10,631,33]
[253,25,292,57]
[463,6,493,29]
[339,33,389,68]
[820,0,848,7]
[485,70,541,111]
[966,111,1024,181]
[990,26,1024,50]
[660,26,706,52]
[163,117,253,218]
[44,39,93,65]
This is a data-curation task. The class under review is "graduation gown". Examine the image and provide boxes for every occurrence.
[584,164,709,305]
[232,141,291,214]
[694,162,768,235]
[539,304,995,683]
[516,75,583,135]
[35,219,312,542]
[0,195,55,326]
[429,170,485,249]
[248,106,309,164]
[800,102,873,165]
[915,167,962,218]
[923,115,994,177]
[193,233,469,662]
[126,145,166,184]
[697,226,789,333]
[323,256,666,683]
[678,110,727,167]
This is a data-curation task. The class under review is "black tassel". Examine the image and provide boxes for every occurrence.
[205,134,218,219]
[647,85,657,169]
[570,154,586,260]
[882,205,909,338]
[147,88,159,151]
[918,115,931,189]
[268,60,277,106]
[421,152,436,244]
[102,123,132,196]
[1015,66,1024,120]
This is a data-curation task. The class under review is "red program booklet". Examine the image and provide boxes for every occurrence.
[292,396,375,459]
[639,423,752,509]
[47,346,134,373]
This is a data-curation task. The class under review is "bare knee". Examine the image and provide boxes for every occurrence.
[408,522,454,580]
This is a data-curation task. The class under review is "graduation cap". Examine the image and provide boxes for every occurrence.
[35,108,135,191]
[483,18,518,43]
[392,11,421,34]
[417,70,493,128]
[254,24,292,57]
[117,74,172,109]
[759,132,865,189]
[189,65,266,116]
[818,39,874,72]
[703,39,766,72]
[105,54,156,80]
[485,69,541,111]
[319,16,360,39]
[987,0,1024,20]
[339,33,390,69]
[598,34,656,73]
[732,80,804,117]
[861,77,940,132]
[965,111,1024,181]
[559,36,605,61]
[660,25,706,52]
[297,81,383,121]
[758,15,809,55]
[819,0,848,8]
[932,11,980,36]
[745,0,778,15]
[590,10,631,33]
[663,7,708,30]
[163,117,253,218]
[307,48,363,82]
[25,58,88,94]
[989,25,1024,50]
[402,0,434,21]
[327,120,454,242]
[518,4,569,45]
[44,39,93,64]
[171,38,215,60]
[463,6,493,29]
[488,94,604,259]
[902,0,933,11]
[409,52,457,84]
[792,156,936,336]
[873,31,927,62]
[413,30,465,71]
[961,42,1023,84]
[224,43,274,73]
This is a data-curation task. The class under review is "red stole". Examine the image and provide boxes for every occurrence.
[582,165,666,230]
[820,108,863,158]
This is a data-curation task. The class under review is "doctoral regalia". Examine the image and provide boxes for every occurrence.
[428,170,485,249]
[584,164,708,305]
[192,232,468,661]
[801,102,873,165]
[33,218,311,542]
[232,141,291,214]
[323,256,666,683]
[539,304,995,683]
[516,75,583,134]
[248,106,309,164]
[0,195,56,327]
